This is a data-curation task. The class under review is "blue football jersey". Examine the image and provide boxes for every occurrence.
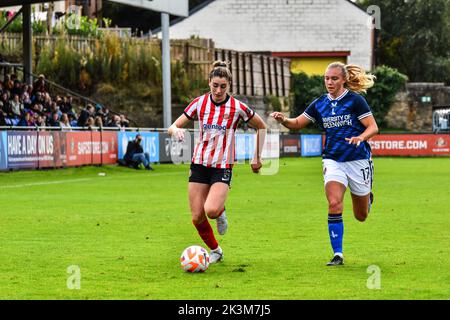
[303,89,373,162]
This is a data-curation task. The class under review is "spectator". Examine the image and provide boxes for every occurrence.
[17,112,33,127]
[0,73,133,132]
[120,134,154,170]
[32,74,47,96]
[59,113,71,130]
[120,114,130,127]
[68,113,78,127]
[3,75,13,91]
[61,95,73,114]
[85,116,95,128]
[1,92,10,112]
[11,80,22,97]
[108,114,122,128]
[94,116,103,128]
[99,106,110,125]
[10,94,23,119]
[0,108,7,126]
[77,104,95,127]
[47,112,60,127]
[35,114,47,127]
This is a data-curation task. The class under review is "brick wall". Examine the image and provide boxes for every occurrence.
[168,0,373,69]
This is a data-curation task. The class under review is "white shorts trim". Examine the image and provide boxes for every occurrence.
[323,159,373,196]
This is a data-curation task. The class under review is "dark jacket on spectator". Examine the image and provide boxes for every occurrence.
[124,140,144,162]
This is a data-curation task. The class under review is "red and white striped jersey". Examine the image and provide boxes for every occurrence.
[184,94,255,168]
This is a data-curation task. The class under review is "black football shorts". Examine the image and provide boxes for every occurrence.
[188,163,232,186]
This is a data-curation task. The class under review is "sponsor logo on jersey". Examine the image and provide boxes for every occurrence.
[203,124,227,131]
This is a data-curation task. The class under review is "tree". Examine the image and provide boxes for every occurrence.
[357,0,450,84]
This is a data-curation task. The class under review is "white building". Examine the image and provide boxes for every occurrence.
[166,0,374,75]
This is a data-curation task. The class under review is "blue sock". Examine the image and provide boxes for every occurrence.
[328,213,343,255]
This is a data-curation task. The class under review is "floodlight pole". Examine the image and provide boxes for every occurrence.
[161,12,172,129]
[23,4,32,85]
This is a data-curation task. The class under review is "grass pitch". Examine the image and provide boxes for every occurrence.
[0,157,449,299]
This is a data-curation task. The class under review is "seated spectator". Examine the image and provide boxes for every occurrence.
[0,109,7,126]
[35,114,47,127]
[11,80,22,97]
[85,116,95,128]
[94,116,103,128]
[17,112,34,127]
[32,74,47,96]
[68,113,78,127]
[0,73,134,131]
[3,75,13,91]
[47,112,60,127]
[120,114,130,127]
[119,134,154,170]
[77,104,95,127]
[59,113,71,130]
[108,114,122,128]
[10,94,23,119]
[61,95,73,114]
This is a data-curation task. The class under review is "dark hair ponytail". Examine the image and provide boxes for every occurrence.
[209,60,232,83]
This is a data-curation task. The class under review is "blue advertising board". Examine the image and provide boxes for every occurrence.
[300,134,323,157]
[0,131,7,170]
[235,133,255,161]
[117,132,160,163]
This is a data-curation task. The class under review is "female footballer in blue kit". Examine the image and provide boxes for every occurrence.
[271,62,379,266]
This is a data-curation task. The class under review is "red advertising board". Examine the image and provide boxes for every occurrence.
[368,134,450,156]
[65,131,118,166]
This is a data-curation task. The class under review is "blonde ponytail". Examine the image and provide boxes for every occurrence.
[327,62,376,94]
[345,64,375,94]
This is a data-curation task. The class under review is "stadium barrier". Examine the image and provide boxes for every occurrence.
[369,134,450,156]
[0,128,449,171]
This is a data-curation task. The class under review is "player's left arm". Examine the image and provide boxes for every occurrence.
[247,113,267,173]
[345,115,379,146]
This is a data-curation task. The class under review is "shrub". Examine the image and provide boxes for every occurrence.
[291,72,324,117]
[366,65,408,127]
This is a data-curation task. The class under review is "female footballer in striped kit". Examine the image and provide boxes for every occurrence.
[168,61,267,263]
[271,62,379,266]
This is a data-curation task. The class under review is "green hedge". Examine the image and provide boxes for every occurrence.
[291,66,408,127]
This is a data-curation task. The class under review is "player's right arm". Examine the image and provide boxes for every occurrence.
[168,114,191,141]
[270,112,311,130]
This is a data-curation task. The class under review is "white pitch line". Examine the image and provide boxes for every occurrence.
[0,178,93,189]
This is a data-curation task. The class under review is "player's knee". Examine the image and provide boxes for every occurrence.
[204,205,221,219]
[354,211,367,222]
[328,200,343,213]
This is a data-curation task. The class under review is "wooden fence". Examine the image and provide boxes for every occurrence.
[0,33,291,97]
[215,49,290,97]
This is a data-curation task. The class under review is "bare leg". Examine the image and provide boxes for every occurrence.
[204,182,229,219]
[351,193,371,222]
[325,181,347,213]
[188,182,210,224]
